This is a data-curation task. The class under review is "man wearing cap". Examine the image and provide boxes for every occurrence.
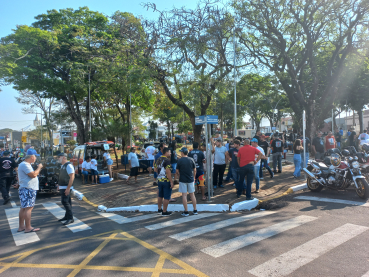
[176,147,198,216]
[211,137,229,189]
[271,133,284,173]
[16,149,43,233]
[0,151,18,205]
[57,153,75,225]
[145,141,156,177]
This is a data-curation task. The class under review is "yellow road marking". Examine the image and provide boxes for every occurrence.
[68,232,118,277]
[0,229,208,277]
[82,196,99,207]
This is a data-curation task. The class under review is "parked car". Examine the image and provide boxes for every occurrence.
[143,141,161,149]
[70,141,115,176]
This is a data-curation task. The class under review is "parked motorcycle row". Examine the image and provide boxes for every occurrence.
[304,144,369,199]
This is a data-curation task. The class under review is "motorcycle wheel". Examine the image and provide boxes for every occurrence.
[355,178,369,199]
[307,176,323,192]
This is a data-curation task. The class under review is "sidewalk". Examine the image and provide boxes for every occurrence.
[73,163,306,209]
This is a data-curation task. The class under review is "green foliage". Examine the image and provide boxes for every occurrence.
[177,121,192,134]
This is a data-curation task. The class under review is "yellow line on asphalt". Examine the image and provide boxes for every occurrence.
[82,196,99,207]
[258,188,294,203]
[67,232,118,277]
[152,255,166,277]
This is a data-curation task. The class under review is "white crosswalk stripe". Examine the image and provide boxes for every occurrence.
[362,270,369,277]
[170,211,276,241]
[145,213,219,230]
[201,215,317,258]
[5,207,40,246]
[97,212,159,224]
[295,196,369,207]
[249,223,369,277]
[42,202,91,233]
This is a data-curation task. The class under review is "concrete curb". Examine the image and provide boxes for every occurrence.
[230,198,259,212]
[259,183,307,203]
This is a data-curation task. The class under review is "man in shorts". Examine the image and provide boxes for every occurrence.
[16,149,43,233]
[154,147,174,216]
[127,147,139,184]
[145,141,156,176]
[188,142,206,200]
[176,147,198,216]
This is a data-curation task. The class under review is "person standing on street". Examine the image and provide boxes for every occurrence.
[155,148,173,216]
[358,129,369,150]
[169,141,179,184]
[16,149,42,233]
[237,139,263,200]
[127,147,139,184]
[145,141,156,177]
[299,135,311,170]
[176,147,198,216]
[271,133,284,173]
[0,151,18,205]
[325,131,336,151]
[335,128,342,149]
[212,138,229,189]
[228,140,245,194]
[293,139,303,179]
[188,142,206,200]
[312,131,325,160]
[253,131,262,144]
[57,153,75,225]
[258,135,274,179]
[348,128,357,148]
[103,149,114,182]
[251,138,265,193]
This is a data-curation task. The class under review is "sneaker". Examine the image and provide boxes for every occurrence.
[110,178,114,181]
[232,183,236,187]
[260,177,264,180]
[157,209,163,214]
[255,189,259,193]
[219,185,225,188]
[149,174,154,176]
[270,172,274,179]
[153,182,158,186]
[181,211,189,217]
[277,171,282,174]
[246,196,255,200]
[213,185,217,189]
[193,210,198,215]
[162,211,172,216]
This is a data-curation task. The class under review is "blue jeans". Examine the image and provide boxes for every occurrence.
[300,152,309,169]
[254,165,260,190]
[273,152,282,172]
[293,154,301,177]
[231,167,245,190]
[337,142,341,149]
[259,159,273,178]
[225,165,233,181]
[238,164,254,198]
[82,170,90,177]
[171,163,177,174]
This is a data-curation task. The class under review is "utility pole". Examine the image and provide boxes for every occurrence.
[88,68,92,142]
[233,28,237,137]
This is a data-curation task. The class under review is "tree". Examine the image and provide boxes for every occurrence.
[142,0,253,143]
[233,0,369,138]
[15,90,59,146]
[147,121,158,140]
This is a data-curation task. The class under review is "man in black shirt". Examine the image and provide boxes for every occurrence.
[228,140,247,195]
[312,131,325,160]
[348,128,357,148]
[188,142,206,200]
[0,151,18,205]
[176,147,197,216]
[258,136,274,179]
[155,148,173,216]
[253,131,262,144]
[271,134,284,173]
[335,128,342,149]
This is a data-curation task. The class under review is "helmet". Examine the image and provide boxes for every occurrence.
[341,149,350,156]
[330,154,341,167]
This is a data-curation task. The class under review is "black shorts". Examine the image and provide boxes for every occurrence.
[130,167,139,176]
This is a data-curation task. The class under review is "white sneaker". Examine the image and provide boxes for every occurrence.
[149,174,154,176]
[110,178,114,181]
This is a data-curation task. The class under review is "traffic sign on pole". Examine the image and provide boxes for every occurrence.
[21,136,27,143]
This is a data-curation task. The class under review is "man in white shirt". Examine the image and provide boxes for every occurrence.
[16,149,43,233]
[57,153,75,225]
[251,138,266,193]
[211,137,229,189]
[81,156,91,184]
[90,154,98,184]
[358,130,369,149]
[145,141,156,176]
[127,147,139,184]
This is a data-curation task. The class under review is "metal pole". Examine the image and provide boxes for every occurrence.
[233,28,237,137]
[129,91,132,147]
[332,109,334,131]
[205,117,210,201]
[209,123,213,198]
[89,70,92,142]
[303,110,307,179]
[40,112,43,149]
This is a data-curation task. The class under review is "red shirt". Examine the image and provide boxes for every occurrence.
[325,136,336,150]
[238,145,261,167]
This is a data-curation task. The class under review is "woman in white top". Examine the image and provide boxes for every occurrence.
[103,150,114,182]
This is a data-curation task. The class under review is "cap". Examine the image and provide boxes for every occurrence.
[150,141,154,145]
[57,153,68,157]
[26,149,40,157]
[216,137,222,142]
[3,151,10,156]
[250,138,258,143]
[179,147,189,154]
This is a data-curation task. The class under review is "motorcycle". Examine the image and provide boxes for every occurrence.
[303,148,369,199]
[33,158,60,194]
[358,144,369,183]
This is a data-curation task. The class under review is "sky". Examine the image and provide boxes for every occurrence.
[0,0,199,130]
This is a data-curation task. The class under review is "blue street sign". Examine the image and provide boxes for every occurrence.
[195,115,218,125]
[0,136,4,140]
[206,115,218,124]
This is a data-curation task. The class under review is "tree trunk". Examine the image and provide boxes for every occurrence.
[220,104,224,139]
[357,109,363,133]
[190,115,203,144]
[353,111,356,130]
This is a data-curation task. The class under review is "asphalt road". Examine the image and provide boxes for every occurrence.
[1,186,369,277]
